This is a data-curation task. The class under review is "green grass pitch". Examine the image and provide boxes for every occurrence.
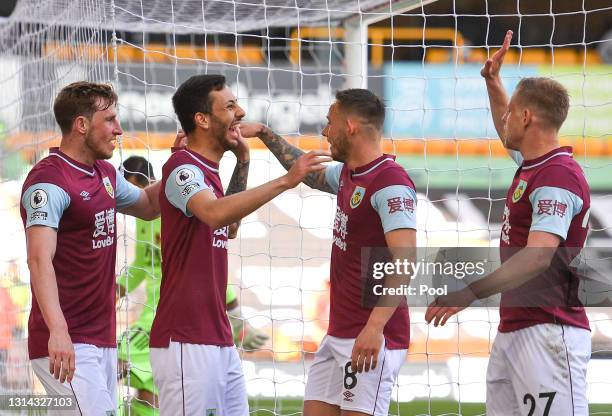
[249,399,612,415]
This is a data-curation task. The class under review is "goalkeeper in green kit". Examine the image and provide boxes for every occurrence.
[117,155,268,415]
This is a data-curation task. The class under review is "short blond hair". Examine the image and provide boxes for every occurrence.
[514,77,569,131]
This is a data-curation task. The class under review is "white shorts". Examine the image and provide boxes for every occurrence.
[486,324,591,416]
[150,341,248,416]
[304,335,406,416]
[31,344,117,416]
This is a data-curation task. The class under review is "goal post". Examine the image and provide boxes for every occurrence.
[342,0,440,89]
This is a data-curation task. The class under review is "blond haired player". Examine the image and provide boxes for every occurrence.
[426,31,591,416]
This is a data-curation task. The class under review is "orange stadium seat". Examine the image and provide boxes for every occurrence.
[520,48,548,64]
[426,48,452,63]
[552,48,579,65]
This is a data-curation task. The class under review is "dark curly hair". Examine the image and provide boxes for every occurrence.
[172,74,226,134]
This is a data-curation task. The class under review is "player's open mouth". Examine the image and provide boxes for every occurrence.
[228,124,240,139]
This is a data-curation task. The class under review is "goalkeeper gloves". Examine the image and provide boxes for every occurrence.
[227,306,269,351]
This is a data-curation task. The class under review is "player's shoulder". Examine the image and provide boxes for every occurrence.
[529,158,588,197]
[23,155,68,191]
[163,148,191,172]
[163,148,204,172]
[370,157,415,191]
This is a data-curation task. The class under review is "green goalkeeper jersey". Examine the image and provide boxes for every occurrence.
[120,217,162,331]
[119,218,237,331]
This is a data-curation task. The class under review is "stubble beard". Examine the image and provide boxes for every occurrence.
[84,130,113,160]
[210,115,236,151]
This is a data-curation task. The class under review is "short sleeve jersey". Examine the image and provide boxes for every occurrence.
[20,148,140,359]
[325,155,417,350]
[499,146,590,332]
[150,148,233,348]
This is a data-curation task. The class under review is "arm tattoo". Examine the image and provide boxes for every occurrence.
[225,159,250,235]
[259,128,335,194]
[226,160,250,196]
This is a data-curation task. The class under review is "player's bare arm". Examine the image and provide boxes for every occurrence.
[425,230,560,327]
[186,150,331,230]
[117,182,161,220]
[227,156,249,237]
[351,228,416,373]
[225,127,251,238]
[481,30,513,144]
[240,122,336,194]
[25,226,75,383]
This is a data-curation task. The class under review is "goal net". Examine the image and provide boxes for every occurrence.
[1,0,611,414]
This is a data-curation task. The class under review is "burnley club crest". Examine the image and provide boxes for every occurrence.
[102,176,115,199]
[350,186,366,209]
[512,179,527,203]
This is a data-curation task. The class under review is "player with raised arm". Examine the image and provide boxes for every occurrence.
[148,75,330,415]
[20,82,165,416]
[117,155,268,416]
[241,88,417,416]
[425,30,591,415]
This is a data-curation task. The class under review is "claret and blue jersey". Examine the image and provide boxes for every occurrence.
[499,146,591,332]
[324,154,418,350]
[20,148,141,359]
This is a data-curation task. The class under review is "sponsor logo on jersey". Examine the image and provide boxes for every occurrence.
[349,186,365,209]
[92,209,115,250]
[102,176,114,199]
[512,179,527,203]
[206,409,216,416]
[333,207,348,251]
[92,236,114,249]
[176,168,195,186]
[30,189,48,209]
[501,204,511,245]
[343,390,355,402]
[212,226,229,249]
[80,190,91,200]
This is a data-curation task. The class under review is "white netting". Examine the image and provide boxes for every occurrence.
[1,0,612,414]
[9,0,407,33]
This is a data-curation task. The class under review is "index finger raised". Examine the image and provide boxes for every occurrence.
[494,30,513,61]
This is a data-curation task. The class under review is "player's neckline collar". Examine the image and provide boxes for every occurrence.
[522,146,573,169]
[175,147,220,172]
[351,154,395,177]
[49,147,96,176]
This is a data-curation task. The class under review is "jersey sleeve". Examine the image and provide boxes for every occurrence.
[324,163,343,194]
[115,170,142,209]
[528,186,583,240]
[370,184,417,233]
[21,183,70,229]
[164,164,210,216]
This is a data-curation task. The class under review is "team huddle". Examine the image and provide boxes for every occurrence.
[21,30,592,416]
